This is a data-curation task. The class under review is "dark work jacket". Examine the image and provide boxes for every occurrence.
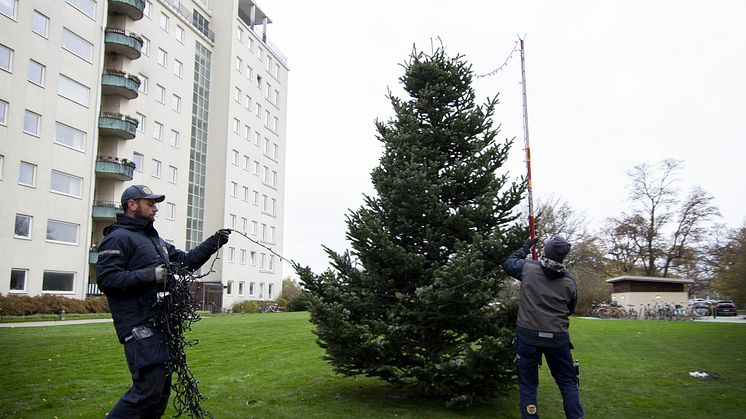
[502,243,578,348]
[96,214,220,343]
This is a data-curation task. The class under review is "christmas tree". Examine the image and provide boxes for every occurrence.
[296,46,526,407]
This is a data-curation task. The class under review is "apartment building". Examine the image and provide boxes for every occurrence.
[0,0,288,311]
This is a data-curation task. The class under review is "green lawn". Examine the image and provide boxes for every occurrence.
[0,313,743,418]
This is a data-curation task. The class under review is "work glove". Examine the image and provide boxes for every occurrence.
[523,237,537,250]
[213,229,231,248]
[154,264,168,285]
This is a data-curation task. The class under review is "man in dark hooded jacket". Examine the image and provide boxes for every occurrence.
[502,236,584,419]
[96,184,231,418]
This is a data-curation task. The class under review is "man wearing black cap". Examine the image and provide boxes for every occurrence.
[502,236,584,419]
[96,184,231,418]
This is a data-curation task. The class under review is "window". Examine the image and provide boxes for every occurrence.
[151,159,161,178]
[265,110,272,127]
[231,149,239,165]
[0,154,4,178]
[50,170,82,197]
[159,12,169,32]
[143,0,152,18]
[165,202,175,219]
[252,191,259,206]
[272,143,279,160]
[243,124,250,140]
[226,280,234,295]
[138,74,148,93]
[42,271,75,293]
[168,165,177,183]
[176,25,185,43]
[272,171,278,187]
[228,247,235,262]
[233,118,240,134]
[268,282,274,299]
[0,0,17,18]
[157,48,167,67]
[230,214,236,229]
[0,99,7,125]
[153,121,163,140]
[236,56,242,72]
[237,27,244,42]
[28,60,45,86]
[270,226,276,243]
[255,103,262,118]
[230,181,237,197]
[0,44,12,72]
[14,214,32,239]
[171,94,181,112]
[23,110,41,136]
[10,269,27,292]
[238,281,245,295]
[62,29,93,62]
[174,59,183,77]
[234,87,241,102]
[250,252,256,266]
[133,152,143,172]
[244,95,251,110]
[251,220,258,235]
[243,155,250,171]
[32,11,49,37]
[46,219,78,244]
[256,75,262,89]
[242,186,249,201]
[259,254,265,270]
[241,217,248,233]
[136,113,145,132]
[261,223,267,241]
[264,138,271,155]
[155,84,165,103]
[58,75,89,106]
[256,47,263,61]
[140,36,150,55]
[65,0,95,18]
[169,130,179,147]
[253,161,260,175]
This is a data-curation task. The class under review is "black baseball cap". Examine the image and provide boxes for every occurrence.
[121,184,165,205]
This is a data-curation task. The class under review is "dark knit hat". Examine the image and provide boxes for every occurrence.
[543,236,571,263]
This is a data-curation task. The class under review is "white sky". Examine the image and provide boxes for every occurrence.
[261,0,746,275]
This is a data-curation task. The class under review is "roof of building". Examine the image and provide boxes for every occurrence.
[606,275,694,284]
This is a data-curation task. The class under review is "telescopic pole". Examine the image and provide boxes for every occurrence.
[519,37,537,260]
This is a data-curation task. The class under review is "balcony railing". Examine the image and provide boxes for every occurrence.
[87,282,103,295]
[104,28,143,59]
[108,0,145,20]
[99,112,138,140]
[101,69,140,99]
[92,201,123,221]
[95,156,136,180]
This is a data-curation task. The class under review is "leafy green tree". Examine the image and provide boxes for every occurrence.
[296,46,525,407]
[713,227,746,305]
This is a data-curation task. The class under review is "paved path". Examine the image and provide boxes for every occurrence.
[0,318,113,328]
[577,316,746,324]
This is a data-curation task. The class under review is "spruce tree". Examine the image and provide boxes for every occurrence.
[296,46,526,407]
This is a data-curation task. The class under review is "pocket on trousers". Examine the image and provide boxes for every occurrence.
[132,330,169,369]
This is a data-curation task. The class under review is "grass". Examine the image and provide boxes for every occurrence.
[0,313,112,323]
[0,313,744,418]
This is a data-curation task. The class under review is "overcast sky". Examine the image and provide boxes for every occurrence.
[261,0,746,275]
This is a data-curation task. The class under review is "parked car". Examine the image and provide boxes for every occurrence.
[688,298,706,305]
[715,302,738,316]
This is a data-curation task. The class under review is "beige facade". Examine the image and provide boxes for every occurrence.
[0,0,288,311]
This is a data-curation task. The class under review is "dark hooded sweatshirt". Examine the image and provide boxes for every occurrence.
[502,242,578,348]
[96,214,220,343]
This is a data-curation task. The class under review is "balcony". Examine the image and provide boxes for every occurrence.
[92,201,123,221]
[96,156,135,181]
[99,112,138,140]
[89,248,99,264]
[104,28,143,59]
[108,0,145,20]
[101,70,140,99]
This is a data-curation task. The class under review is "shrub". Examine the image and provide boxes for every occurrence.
[286,292,311,312]
[0,294,110,316]
[231,300,259,313]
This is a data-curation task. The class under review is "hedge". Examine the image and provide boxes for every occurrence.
[0,294,109,316]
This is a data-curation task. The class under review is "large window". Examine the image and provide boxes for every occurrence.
[169,130,179,148]
[42,271,75,293]
[32,10,49,37]
[153,121,163,140]
[23,110,40,135]
[0,0,17,19]
[132,152,143,172]
[28,60,45,86]
[54,122,86,151]
[226,280,233,295]
[14,214,32,238]
[50,170,82,197]
[58,75,89,106]
[157,48,167,67]
[0,99,7,125]
[62,29,93,62]
[0,44,12,72]
[65,0,94,18]
[138,73,148,93]
[159,12,169,31]
[46,219,78,244]
[18,161,37,186]
[10,269,27,292]
[151,159,161,178]
[155,84,165,103]
[167,165,177,183]
[165,202,175,220]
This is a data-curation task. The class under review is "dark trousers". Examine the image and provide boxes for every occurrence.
[515,339,584,419]
[108,337,171,418]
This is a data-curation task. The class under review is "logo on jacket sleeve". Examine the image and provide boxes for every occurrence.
[526,404,537,415]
